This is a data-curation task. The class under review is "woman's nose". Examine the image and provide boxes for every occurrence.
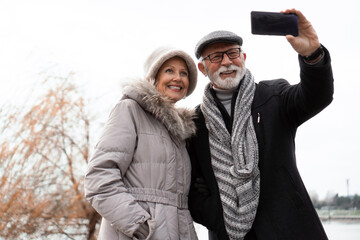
[173,72,182,81]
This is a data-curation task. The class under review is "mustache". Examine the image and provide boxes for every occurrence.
[215,65,242,74]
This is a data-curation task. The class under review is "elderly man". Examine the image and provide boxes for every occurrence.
[187,9,333,240]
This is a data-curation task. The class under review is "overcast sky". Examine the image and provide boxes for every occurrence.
[0,0,359,201]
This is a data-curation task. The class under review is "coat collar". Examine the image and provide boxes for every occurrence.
[122,79,196,140]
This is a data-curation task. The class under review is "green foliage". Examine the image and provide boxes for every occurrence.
[313,194,360,210]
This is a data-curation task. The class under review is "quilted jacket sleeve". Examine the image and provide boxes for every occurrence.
[85,100,151,237]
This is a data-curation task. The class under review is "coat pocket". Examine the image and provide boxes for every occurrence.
[278,165,305,209]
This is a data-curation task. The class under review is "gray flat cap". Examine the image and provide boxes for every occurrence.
[195,30,243,59]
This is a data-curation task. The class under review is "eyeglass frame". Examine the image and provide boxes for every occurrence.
[200,47,242,63]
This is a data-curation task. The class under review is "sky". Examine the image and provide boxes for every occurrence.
[0,0,359,202]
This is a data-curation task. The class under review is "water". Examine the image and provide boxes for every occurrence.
[195,221,360,240]
[323,221,360,240]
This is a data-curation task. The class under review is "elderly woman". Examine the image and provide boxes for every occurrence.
[85,47,198,240]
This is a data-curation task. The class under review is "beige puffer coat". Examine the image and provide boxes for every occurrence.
[85,79,198,240]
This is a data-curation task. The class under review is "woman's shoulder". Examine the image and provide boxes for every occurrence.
[109,98,146,119]
[117,97,141,108]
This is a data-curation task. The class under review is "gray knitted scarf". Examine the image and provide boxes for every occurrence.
[201,69,260,240]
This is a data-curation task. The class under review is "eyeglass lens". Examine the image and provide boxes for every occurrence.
[208,48,241,63]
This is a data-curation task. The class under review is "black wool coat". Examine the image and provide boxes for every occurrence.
[188,47,334,240]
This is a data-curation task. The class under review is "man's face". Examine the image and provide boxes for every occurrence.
[199,42,246,90]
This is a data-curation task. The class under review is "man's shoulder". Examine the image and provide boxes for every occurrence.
[255,78,291,93]
[192,105,207,130]
[252,79,291,108]
[193,105,203,120]
[257,78,289,88]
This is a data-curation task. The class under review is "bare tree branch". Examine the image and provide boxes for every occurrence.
[0,74,101,239]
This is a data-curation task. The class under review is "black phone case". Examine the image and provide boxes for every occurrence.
[251,11,298,36]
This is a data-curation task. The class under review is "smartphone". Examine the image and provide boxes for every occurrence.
[251,11,298,36]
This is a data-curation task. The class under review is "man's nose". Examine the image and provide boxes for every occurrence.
[221,53,232,66]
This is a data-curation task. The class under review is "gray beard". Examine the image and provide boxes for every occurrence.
[206,64,246,90]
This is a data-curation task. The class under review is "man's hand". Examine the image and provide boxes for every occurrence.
[283,9,320,56]
[194,178,210,196]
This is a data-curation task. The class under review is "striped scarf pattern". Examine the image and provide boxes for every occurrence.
[200,69,260,240]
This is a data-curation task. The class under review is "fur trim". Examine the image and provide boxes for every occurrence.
[122,79,196,140]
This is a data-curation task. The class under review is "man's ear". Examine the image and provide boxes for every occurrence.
[198,62,207,76]
[243,52,247,61]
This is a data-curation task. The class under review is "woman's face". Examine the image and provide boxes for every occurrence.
[155,57,189,102]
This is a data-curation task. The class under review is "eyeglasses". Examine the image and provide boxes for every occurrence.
[201,48,241,63]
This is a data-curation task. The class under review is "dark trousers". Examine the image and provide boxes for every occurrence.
[208,228,257,240]
[208,231,218,240]
[208,231,217,240]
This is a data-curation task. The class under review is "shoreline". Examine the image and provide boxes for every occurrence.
[320,216,360,223]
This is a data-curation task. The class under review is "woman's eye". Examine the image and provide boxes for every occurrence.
[165,69,173,73]
[180,72,188,77]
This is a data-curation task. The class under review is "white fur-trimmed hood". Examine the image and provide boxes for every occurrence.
[121,79,196,140]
